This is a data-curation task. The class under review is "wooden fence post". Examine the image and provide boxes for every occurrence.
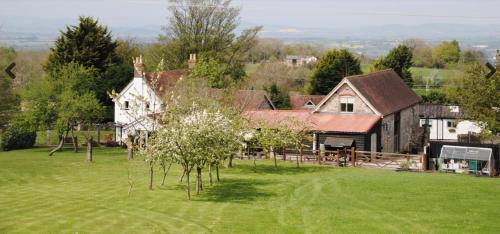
[319,144,325,165]
[351,147,356,167]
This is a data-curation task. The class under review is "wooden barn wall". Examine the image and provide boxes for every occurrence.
[317,133,369,151]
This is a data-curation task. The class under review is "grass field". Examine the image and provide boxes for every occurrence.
[1,148,499,233]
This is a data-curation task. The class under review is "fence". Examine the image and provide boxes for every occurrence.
[36,123,116,147]
[243,147,425,171]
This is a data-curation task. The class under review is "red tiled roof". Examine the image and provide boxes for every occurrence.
[142,70,274,111]
[244,110,380,133]
[209,89,275,111]
[234,90,275,111]
[346,70,421,116]
[290,95,325,110]
[144,69,186,97]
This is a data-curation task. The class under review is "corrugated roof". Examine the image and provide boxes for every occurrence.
[290,95,325,110]
[244,110,380,133]
[346,70,422,116]
[417,104,463,119]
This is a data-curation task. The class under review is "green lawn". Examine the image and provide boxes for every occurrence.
[1,148,499,233]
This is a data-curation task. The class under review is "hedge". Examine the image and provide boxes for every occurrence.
[1,121,36,151]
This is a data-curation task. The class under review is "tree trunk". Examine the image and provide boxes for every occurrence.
[283,148,286,161]
[127,136,135,160]
[127,146,134,160]
[49,136,64,156]
[297,147,302,168]
[185,169,191,200]
[216,164,220,182]
[253,154,257,172]
[161,162,172,186]
[48,129,69,156]
[208,163,213,186]
[195,167,203,194]
[70,127,78,153]
[228,155,234,167]
[86,136,93,162]
[273,149,278,170]
[179,168,186,183]
[148,161,154,190]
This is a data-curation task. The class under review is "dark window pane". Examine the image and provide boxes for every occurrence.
[347,103,353,112]
[341,103,346,112]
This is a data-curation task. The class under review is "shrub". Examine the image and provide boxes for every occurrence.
[1,121,36,151]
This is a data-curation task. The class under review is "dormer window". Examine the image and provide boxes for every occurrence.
[124,101,129,110]
[340,96,354,113]
[304,100,315,109]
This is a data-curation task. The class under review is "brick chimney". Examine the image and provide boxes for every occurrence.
[188,53,197,69]
[133,55,145,78]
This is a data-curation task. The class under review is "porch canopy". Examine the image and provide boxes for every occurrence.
[324,137,354,148]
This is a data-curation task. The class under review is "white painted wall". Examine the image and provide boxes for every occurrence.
[114,75,164,142]
[419,118,482,141]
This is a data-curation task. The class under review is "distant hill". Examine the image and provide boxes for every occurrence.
[1,16,498,57]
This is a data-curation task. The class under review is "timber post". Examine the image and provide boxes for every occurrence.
[351,147,356,167]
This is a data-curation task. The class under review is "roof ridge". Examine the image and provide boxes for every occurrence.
[345,69,394,80]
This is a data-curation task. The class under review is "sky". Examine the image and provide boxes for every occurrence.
[1,0,500,31]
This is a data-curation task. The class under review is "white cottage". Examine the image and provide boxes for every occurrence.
[113,55,275,143]
[113,55,191,143]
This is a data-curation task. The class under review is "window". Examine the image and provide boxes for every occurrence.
[420,119,432,127]
[447,120,456,128]
[340,96,354,112]
[146,102,150,110]
[304,101,315,109]
[124,101,129,110]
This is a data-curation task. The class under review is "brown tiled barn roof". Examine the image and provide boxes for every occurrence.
[346,70,422,116]
[290,95,325,110]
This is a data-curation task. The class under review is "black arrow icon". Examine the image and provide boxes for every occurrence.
[485,62,496,79]
[5,62,16,79]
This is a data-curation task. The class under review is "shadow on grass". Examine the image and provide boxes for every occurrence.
[227,162,333,175]
[199,178,274,203]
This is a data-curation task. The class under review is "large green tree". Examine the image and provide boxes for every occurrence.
[0,47,19,130]
[307,49,361,95]
[156,0,261,83]
[432,40,461,68]
[23,63,104,157]
[372,45,414,86]
[447,63,499,137]
[44,16,122,107]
